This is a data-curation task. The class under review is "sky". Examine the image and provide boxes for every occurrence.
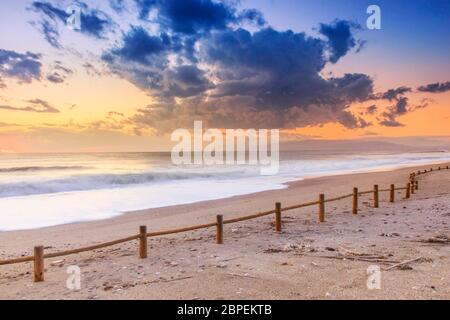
[0,0,449,153]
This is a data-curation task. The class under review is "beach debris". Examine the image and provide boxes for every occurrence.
[384,257,425,271]
[227,273,259,279]
[419,234,450,244]
[263,248,284,253]
[185,237,203,242]
[304,246,397,264]
[216,263,227,269]
[379,232,401,237]
[283,243,299,252]
[146,276,193,284]
[50,259,65,266]
[263,243,311,254]
[103,282,114,291]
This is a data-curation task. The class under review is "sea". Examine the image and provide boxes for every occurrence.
[1,150,450,231]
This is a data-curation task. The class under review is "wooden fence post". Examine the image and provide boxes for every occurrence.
[390,184,395,203]
[352,187,358,215]
[415,180,419,191]
[406,183,411,199]
[411,180,415,194]
[319,194,325,223]
[373,185,379,208]
[275,202,282,232]
[34,246,44,282]
[216,215,224,244]
[139,226,147,259]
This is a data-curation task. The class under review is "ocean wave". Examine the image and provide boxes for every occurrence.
[0,166,91,173]
[1,152,450,198]
[0,170,242,198]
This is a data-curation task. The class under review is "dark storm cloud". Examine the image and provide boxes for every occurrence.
[31,1,113,47]
[103,15,373,132]
[319,20,359,63]
[104,26,175,65]
[0,49,42,84]
[162,65,213,98]
[202,28,373,110]
[417,81,450,93]
[133,0,265,33]
[102,25,215,98]
[238,9,266,27]
[0,99,59,113]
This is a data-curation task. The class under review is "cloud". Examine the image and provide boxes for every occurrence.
[109,0,126,13]
[30,1,113,47]
[107,111,125,117]
[0,122,22,128]
[360,130,379,136]
[417,81,450,93]
[104,26,174,65]
[97,1,370,133]
[0,99,59,113]
[46,73,65,83]
[371,86,412,101]
[379,97,408,127]
[134,0,264,33]
[202,27,372,109]
[102,15,371,133]
[102,26,214,97]
[238,9,266,27]
[38,19,62,49]
[366,105,377,115]
[46,61,74,84]
[82,62,103,76]
[0,49,42,84]
[368,86,427,127]
[377,94,431,127]
[319,20,360,63]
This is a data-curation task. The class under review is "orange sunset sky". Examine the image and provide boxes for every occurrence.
[0,0,449,152]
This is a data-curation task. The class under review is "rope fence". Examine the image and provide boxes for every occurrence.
[0,165,448,282]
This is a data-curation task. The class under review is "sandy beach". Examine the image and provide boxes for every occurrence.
[0,162,449,300]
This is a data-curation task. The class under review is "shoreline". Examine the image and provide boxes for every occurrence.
[1,159,450,234]
[0,161,449,299]
[0,161,448,253]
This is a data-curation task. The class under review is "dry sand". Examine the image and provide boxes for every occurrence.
[0,163,449,300]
